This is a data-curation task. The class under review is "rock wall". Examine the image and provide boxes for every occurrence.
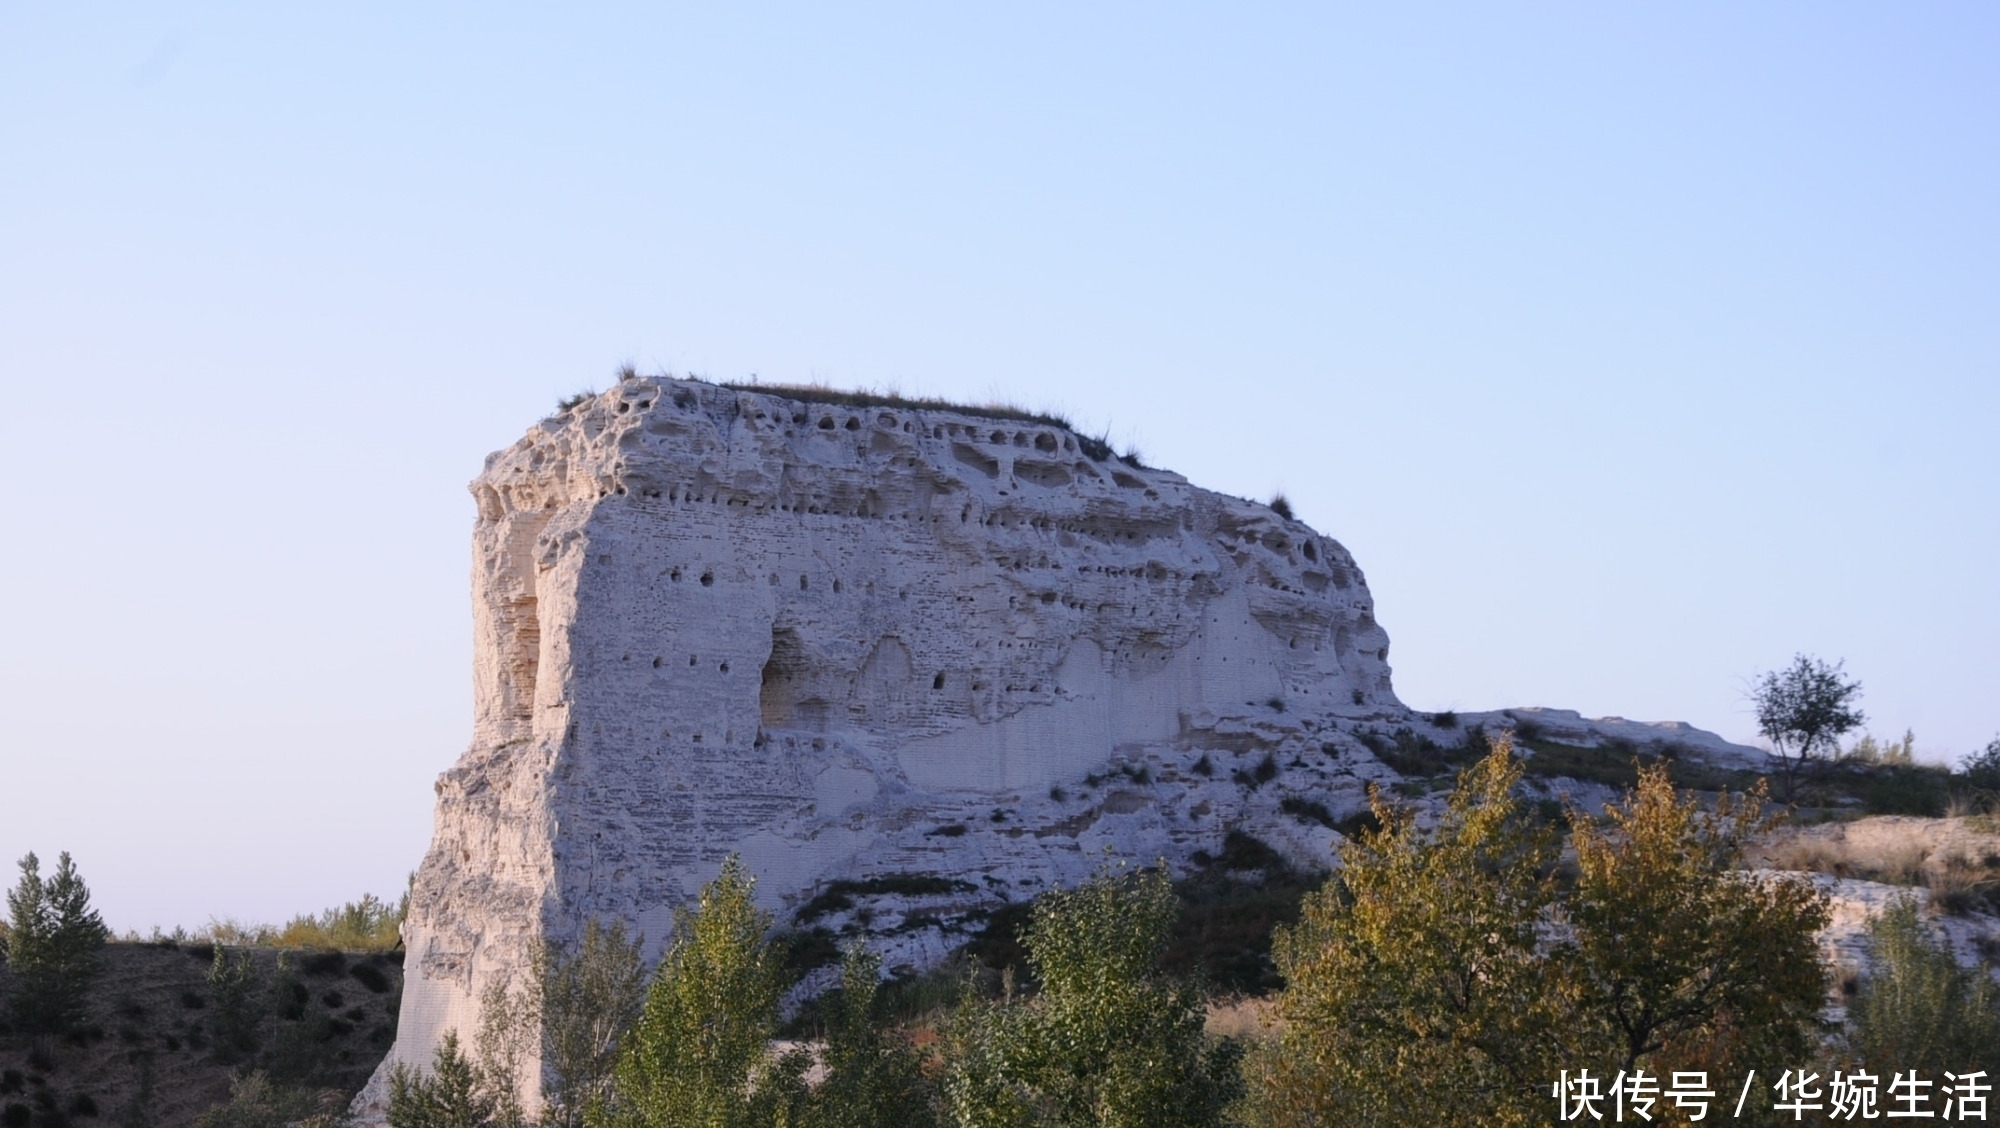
[357,377,1765,1118]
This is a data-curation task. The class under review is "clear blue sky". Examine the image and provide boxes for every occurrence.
[3,2,1995,931]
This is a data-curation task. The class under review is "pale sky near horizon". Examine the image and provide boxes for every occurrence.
[2,3,1995,932]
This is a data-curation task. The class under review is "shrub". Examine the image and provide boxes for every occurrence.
[1279,797,1335,829]
[349,962,392,994]
[205,948,264,1064]
[1261,740,1828,1127]
[1848,895,2000,1076]
[1964,734,2000,790]
[942,865,1242,1128]
[1268,494,1294,521]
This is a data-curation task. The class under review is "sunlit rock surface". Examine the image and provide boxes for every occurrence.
[356,377,1768,1118]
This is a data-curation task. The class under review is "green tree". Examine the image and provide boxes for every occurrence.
[1962,734,2000,790]
[540,920,649,1125]
[1752,653,1866,798]
[3,851,110,1033]
[595,856,805,1128]
[1849,894,2000,1075]
[1262,740,1570,1128]
[803,944,936,1128]
[390,1029,505,1128]
[1567,763,1829,1081]
[1260,740,1832,1128]
[942,864,1241,1128]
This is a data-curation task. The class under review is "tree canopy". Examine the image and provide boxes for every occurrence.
[1260,738,1829,1128]
[1752,653,1866,797]
[4,850,110,1033]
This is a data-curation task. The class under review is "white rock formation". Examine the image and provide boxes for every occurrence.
[355,377,1769,1119]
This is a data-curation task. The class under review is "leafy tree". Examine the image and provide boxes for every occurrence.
[1262,740,1571,1128]
[1260,740,1831,1128]
[469,918,651,1125]
[1848,894,2000,1076]
[539,920,649,1125]
[390,1029,505,1128]
[3,851,109,1033]
[1752,653,1865,798]
[595,856,805,1128]
[942,864,1241,1128]
[803,944,936,1128]
[1567,763,1829,1079]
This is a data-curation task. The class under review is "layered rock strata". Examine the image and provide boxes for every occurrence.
[358,377,1765,1117]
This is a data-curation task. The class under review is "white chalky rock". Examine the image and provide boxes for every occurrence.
[355,377,1769,1119]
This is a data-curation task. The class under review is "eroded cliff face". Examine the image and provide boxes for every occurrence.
[359,377,1759,1117]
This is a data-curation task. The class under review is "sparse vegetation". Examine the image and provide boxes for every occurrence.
[1278,797,1335,829]
[1847,895,2000,1076]
[720,380,1074,431]
[1267,494,1293,521]
[794,876,974,926]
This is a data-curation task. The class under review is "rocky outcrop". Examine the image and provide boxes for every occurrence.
[356,377,1767,1118]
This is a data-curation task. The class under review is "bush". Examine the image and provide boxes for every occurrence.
[942,865,1242,1128]
[1260,740,1828,1127]
[1848,895,2000,1076]
[194,1072,336,1128]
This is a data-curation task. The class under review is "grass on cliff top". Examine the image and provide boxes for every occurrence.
[718,380,1077,431]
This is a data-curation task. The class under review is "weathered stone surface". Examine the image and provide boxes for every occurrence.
[355,377,1769,1118]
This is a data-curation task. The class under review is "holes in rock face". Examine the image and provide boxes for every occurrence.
[832,579,843,594]
[952,443,1001,479]
[719,662,730,673]
[670,568,682,582]
[818,416,836,430]
[799,575,809,591]
[652,657,663,668]
[1035,432,1058,452]
[1014,460,1072,489]
[690,655,698,666]
[1302,540,1318,562]
[933,672,946,690]
[760,627,813,728]
[990,430,1006,444]
[845,416,861,431]
[700,571,714,587]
